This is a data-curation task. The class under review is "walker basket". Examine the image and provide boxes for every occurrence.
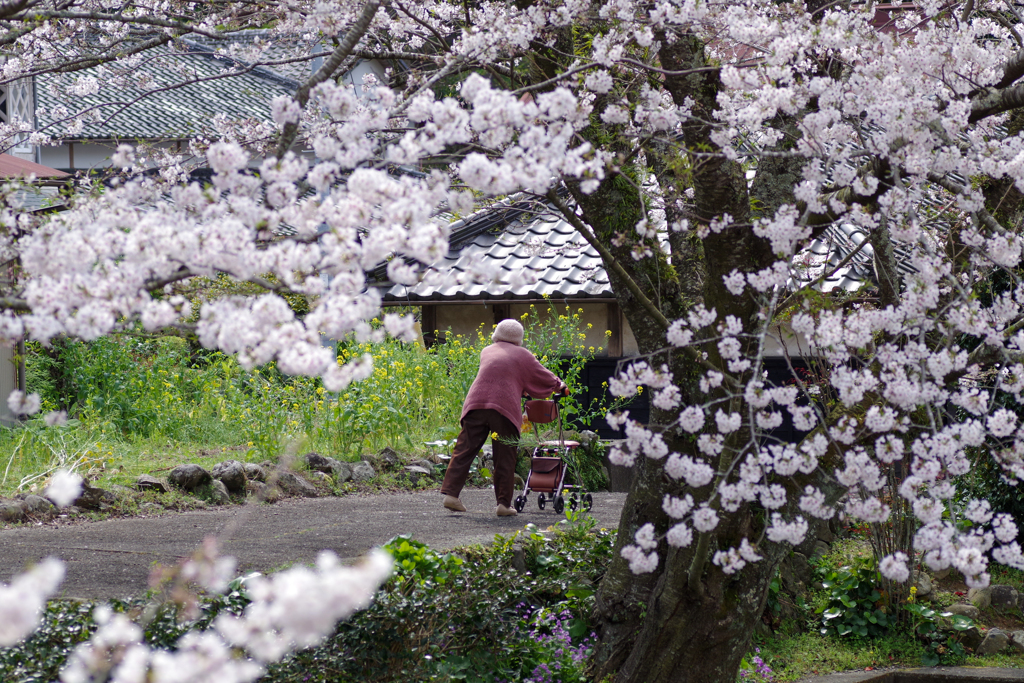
[527,456,565,493]
[524,399,558,424]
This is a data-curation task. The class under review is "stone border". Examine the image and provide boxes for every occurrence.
[799,667,1024,683]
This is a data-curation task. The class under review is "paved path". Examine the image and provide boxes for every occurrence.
[0,489,626,600]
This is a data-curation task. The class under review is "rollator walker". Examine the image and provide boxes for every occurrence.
[512,393,593,514]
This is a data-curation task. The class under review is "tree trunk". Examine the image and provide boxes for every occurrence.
[615,545,782,683]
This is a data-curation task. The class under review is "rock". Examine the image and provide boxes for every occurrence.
[410,458,436,472]
[931,567,952,581]
[0,500,25,522]
[780,553,811,595]
[511,544,527,573]
[310,471,330,482]
[944,604,979,620]
[404,465,432,486]
[73,485,117,511]
[168,464,213,492]
[304,452,333,473]
[135,474,168,493]
[351,462,376,483]
[374,447,401,470]
[243,463,267,482]
[817,523,835,544]
[331,460,352,483]
[755,620,772,639]
[245,480,280,503]
[275,471,319,498]
[810,540,830,562]
[514,474,525,489]
[211,460,247,494]
[209,479,231,505]
[990,584,1020,610]
[968,586,992,610]
[108,485,134,499]
[961,626,985,651]
[22,494,56,517]
[1010,631,1024,654]
[480,444,493,459]
[912,571,933,600]
[140,502,162,512]
[977,629,1010,655]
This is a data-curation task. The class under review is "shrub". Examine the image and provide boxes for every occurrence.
[817,558,891,639]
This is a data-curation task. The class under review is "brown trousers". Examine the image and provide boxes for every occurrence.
[441,409,520,507]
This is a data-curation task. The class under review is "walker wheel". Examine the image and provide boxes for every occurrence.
[583,493,593,512]
[554,495,565,514]
[538,493,546,510]
[568,492,579,511]
[514,495,525,513]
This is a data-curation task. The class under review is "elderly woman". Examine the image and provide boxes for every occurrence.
[441,318,566,517]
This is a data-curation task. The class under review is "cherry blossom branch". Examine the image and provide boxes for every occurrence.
[273,0,382,159]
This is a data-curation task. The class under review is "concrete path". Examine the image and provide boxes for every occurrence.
[0,489,626,600]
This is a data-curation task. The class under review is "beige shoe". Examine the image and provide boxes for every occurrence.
[496,504,518,517]
[443,495,467,512]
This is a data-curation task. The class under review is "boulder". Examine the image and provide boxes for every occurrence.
[22,494,56,517]
[245,480,280,503]
[945,604,979,620]
[514,474,525,490]
[243,463,267,482]
[780,552,812,595]
[809,540,830,562]
[275,471,319,498]
[511,544,527,573]
[0,500,25,522]
[961,626,985,651]
[990,584,1020,610]
[211,460,247,494]
[136,474,169,493]
[912,571,933,600]
[304,452,333,473]
[404,465,432,486]
[168,464,213,492]
[968,586,993,610]
[209,479,231,505]
[931,567,952,581]
[331,460,352,483]
[73,485,117,511]
[108,485,134,499]
[410,459,436,472]
[977,629,1010,655]
[374,447,401,470]
[351,462,376,483]
[1010,631,1024,654]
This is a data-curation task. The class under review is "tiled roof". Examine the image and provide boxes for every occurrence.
[182,30,320,85]
[383,199,611,303]
[384,197,926,303]
[36,36,300,140]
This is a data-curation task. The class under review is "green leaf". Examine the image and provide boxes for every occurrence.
[567,586,594,599]
[568,619,589,639]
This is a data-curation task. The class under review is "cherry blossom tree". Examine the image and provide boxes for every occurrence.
[4,0,1024,682]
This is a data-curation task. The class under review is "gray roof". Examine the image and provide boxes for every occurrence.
[36,34,303,140]
[383,196,924,304]
[383,200,611,303]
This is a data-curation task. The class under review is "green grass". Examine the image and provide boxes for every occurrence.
[1,304,618,500]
